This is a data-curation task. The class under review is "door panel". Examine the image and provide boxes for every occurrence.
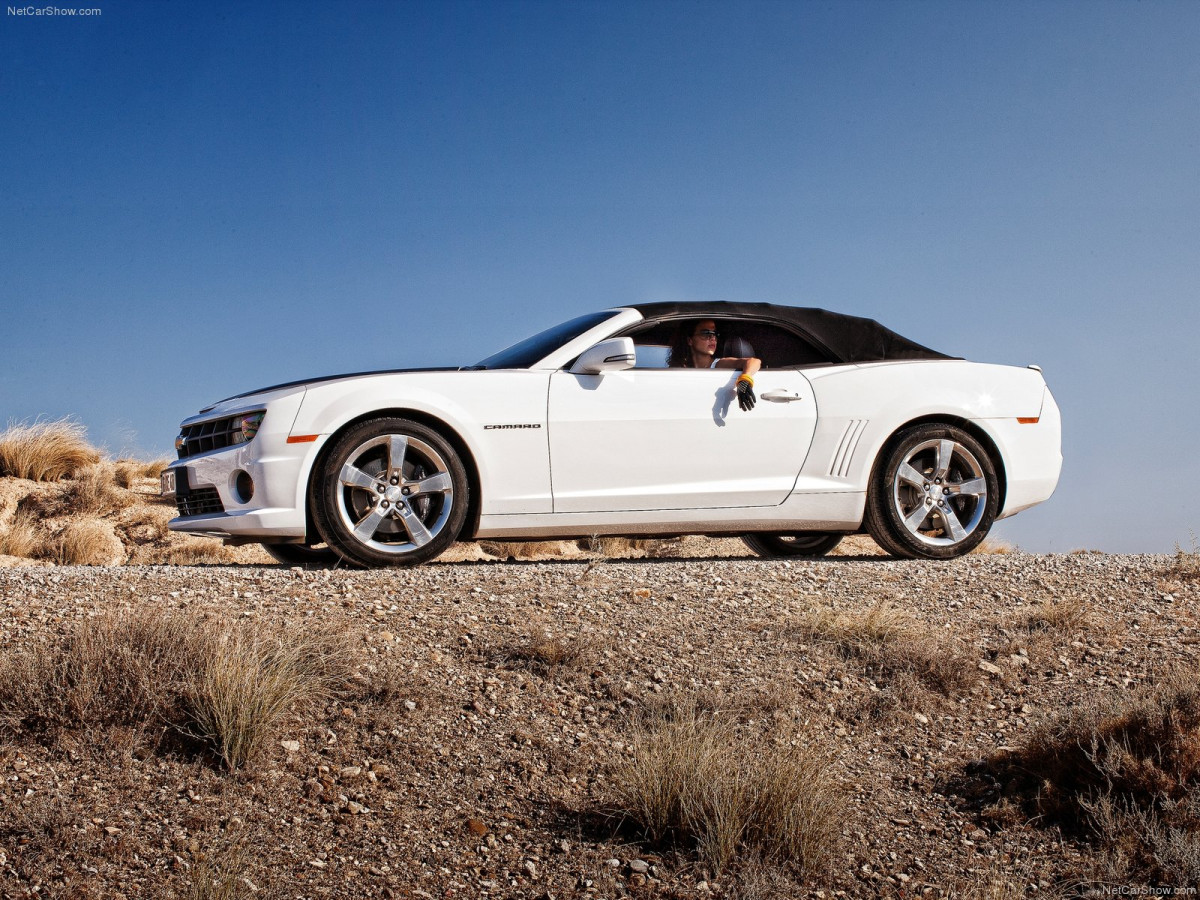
[547,369,816,512]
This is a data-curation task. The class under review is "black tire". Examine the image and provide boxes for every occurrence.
[864,423,999,560]
[742,533,843,558]
[311,418,469,568]
[261,542,340,567]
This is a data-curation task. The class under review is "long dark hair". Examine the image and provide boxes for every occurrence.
[668,320,709,368]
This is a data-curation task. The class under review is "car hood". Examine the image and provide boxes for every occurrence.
[200,367,460,413]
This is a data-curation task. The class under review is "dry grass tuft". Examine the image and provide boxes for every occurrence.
[985,671,1200,883]
[0,608,355,771]
[0,506,43,558]
[612,700,843,875]
[0,419,100,482]
[186,627,354,770]
[113,457,170,488]
[792,602,975,695]
[479,539,577,559]
[973,537,1015,555]
[159,538,244,565]
[183,843,254,900]
[578,535,686,558]
[1017,597,1091,633]
[64,462,136,515]
[1169,534,1200,582]
[495,625,599,673]
[49,518,125,565]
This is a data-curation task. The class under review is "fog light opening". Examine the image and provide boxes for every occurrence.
[233,470,255,504]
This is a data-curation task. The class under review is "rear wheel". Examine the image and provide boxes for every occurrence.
[865,423,998,559]
[312,418,469,568]
[742,532,843,558]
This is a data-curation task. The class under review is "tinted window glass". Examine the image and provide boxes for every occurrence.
[474,311,617,369]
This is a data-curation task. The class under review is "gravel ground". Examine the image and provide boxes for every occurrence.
[1,548,1196,899]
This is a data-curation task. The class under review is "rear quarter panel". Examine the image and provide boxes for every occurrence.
[797,361,1060,515]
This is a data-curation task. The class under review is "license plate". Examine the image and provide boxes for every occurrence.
[160,470,176,498]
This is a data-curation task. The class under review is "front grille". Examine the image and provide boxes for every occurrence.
[176,487,224,517]
[177,414,255,459]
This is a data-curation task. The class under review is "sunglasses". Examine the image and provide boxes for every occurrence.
[694,330,719,339]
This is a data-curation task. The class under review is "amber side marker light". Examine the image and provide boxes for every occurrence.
[286,434,320,443]
[1016,417,1040,424]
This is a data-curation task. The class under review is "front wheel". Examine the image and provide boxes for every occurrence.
[312,418,469,568]
[742,532,843,558]
[864,424,998,560]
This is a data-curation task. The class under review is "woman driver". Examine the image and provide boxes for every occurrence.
[667,319,761,411]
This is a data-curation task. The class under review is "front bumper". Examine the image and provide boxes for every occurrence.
[165,394,317,542]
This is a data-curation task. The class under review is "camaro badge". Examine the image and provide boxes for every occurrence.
[484,424,542,430]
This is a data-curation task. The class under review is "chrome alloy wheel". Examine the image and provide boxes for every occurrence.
[891,438,988,547]
[334,433,455,555]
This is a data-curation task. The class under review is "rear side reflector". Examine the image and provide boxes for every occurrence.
[286,434,320,443]
[1016,417,1039,424]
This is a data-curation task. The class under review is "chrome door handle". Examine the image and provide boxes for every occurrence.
[762,390,804,403]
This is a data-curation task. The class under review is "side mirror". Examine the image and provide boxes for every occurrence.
[570,337,636,375]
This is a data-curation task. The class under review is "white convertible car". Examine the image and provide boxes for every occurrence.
[163,302,1061,566]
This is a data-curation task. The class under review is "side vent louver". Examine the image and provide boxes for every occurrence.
[829,420,868,478]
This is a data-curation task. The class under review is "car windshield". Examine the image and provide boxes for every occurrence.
[471,311,617,369]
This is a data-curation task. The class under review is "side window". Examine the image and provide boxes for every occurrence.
[722,322,832,368]
[623,319,834,369]
[626,322,677,368]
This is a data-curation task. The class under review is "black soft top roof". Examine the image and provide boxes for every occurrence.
[626,301,954,364]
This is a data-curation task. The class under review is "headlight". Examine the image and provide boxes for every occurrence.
[231,412,265,444]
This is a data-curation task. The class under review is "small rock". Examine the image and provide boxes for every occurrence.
[629,859,649,874]
[978,660,1004,676]
[523,860,538,878]
[467,818,488,836]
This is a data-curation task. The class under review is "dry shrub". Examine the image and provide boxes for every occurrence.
[0,607,211,732]
[612,701,843,875]
[0,506,43,558]
[49,518,124,565]
[0,608,354,771]
[793,602,974,695]
[1085,793,1200,886]
[63,462,134,515]
[986,672,1200,883]
[0,419,100,482]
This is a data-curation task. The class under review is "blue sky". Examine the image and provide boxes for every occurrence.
[2,0,1197,553]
